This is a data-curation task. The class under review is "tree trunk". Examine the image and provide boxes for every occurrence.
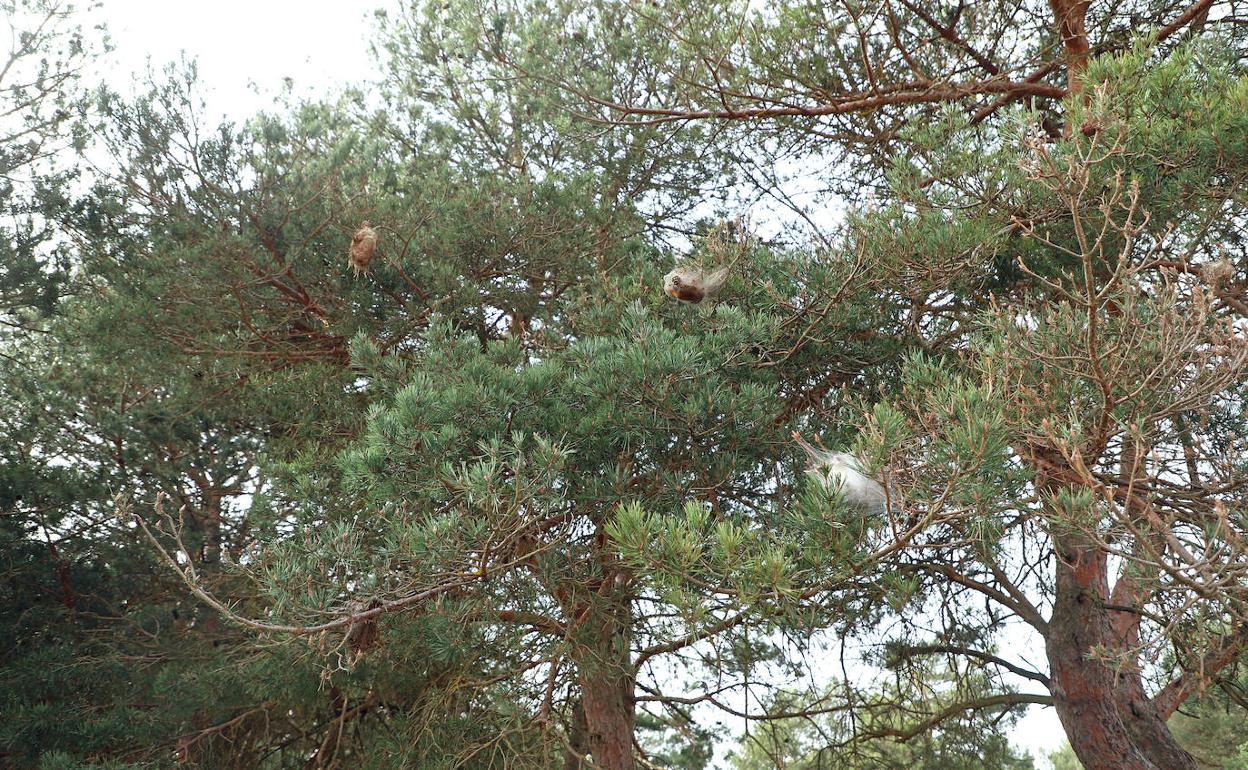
[1046,533,1196,770]
[1047,536,1153,769]
[1048,0,1091,95]
[1116,671,1198,770]
[580,664,634,770]
[1106,440,1199,770]
[563,699,589,770]
[572,585,635,770]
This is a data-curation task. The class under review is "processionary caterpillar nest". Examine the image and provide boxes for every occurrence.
[348,221,378,276]
[662,217,751,303]
[345,599,382,658]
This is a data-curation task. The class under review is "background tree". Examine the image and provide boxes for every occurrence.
[1047,743,1084,770]
[1167,664,1248,769]
[727,667,1036,770]
[0,0,102,335]
[1,66,523,766]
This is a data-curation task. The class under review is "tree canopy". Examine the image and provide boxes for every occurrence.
[4,2,1248,770]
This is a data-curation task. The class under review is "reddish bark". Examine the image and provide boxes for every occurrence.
[1046,503,1196,768]
[1115,671,1198,770]
[1047,535,1159,770]
[571,561,635,770]
[1106,443,1198,770]
[1031,435,1199,769]
[1048,0,1091,95]
[579,660,635,770]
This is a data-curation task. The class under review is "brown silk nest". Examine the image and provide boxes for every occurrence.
[349,222,378,276]
[345,599,382,657]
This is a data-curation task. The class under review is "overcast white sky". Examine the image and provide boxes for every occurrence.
[90,1,1068,765]
[100,0,379,122]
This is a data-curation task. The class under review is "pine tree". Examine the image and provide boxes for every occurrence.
[414,1,1248,767]
[5,2,1248,770]
[0,0,100,335]
[474,3,1247,769]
